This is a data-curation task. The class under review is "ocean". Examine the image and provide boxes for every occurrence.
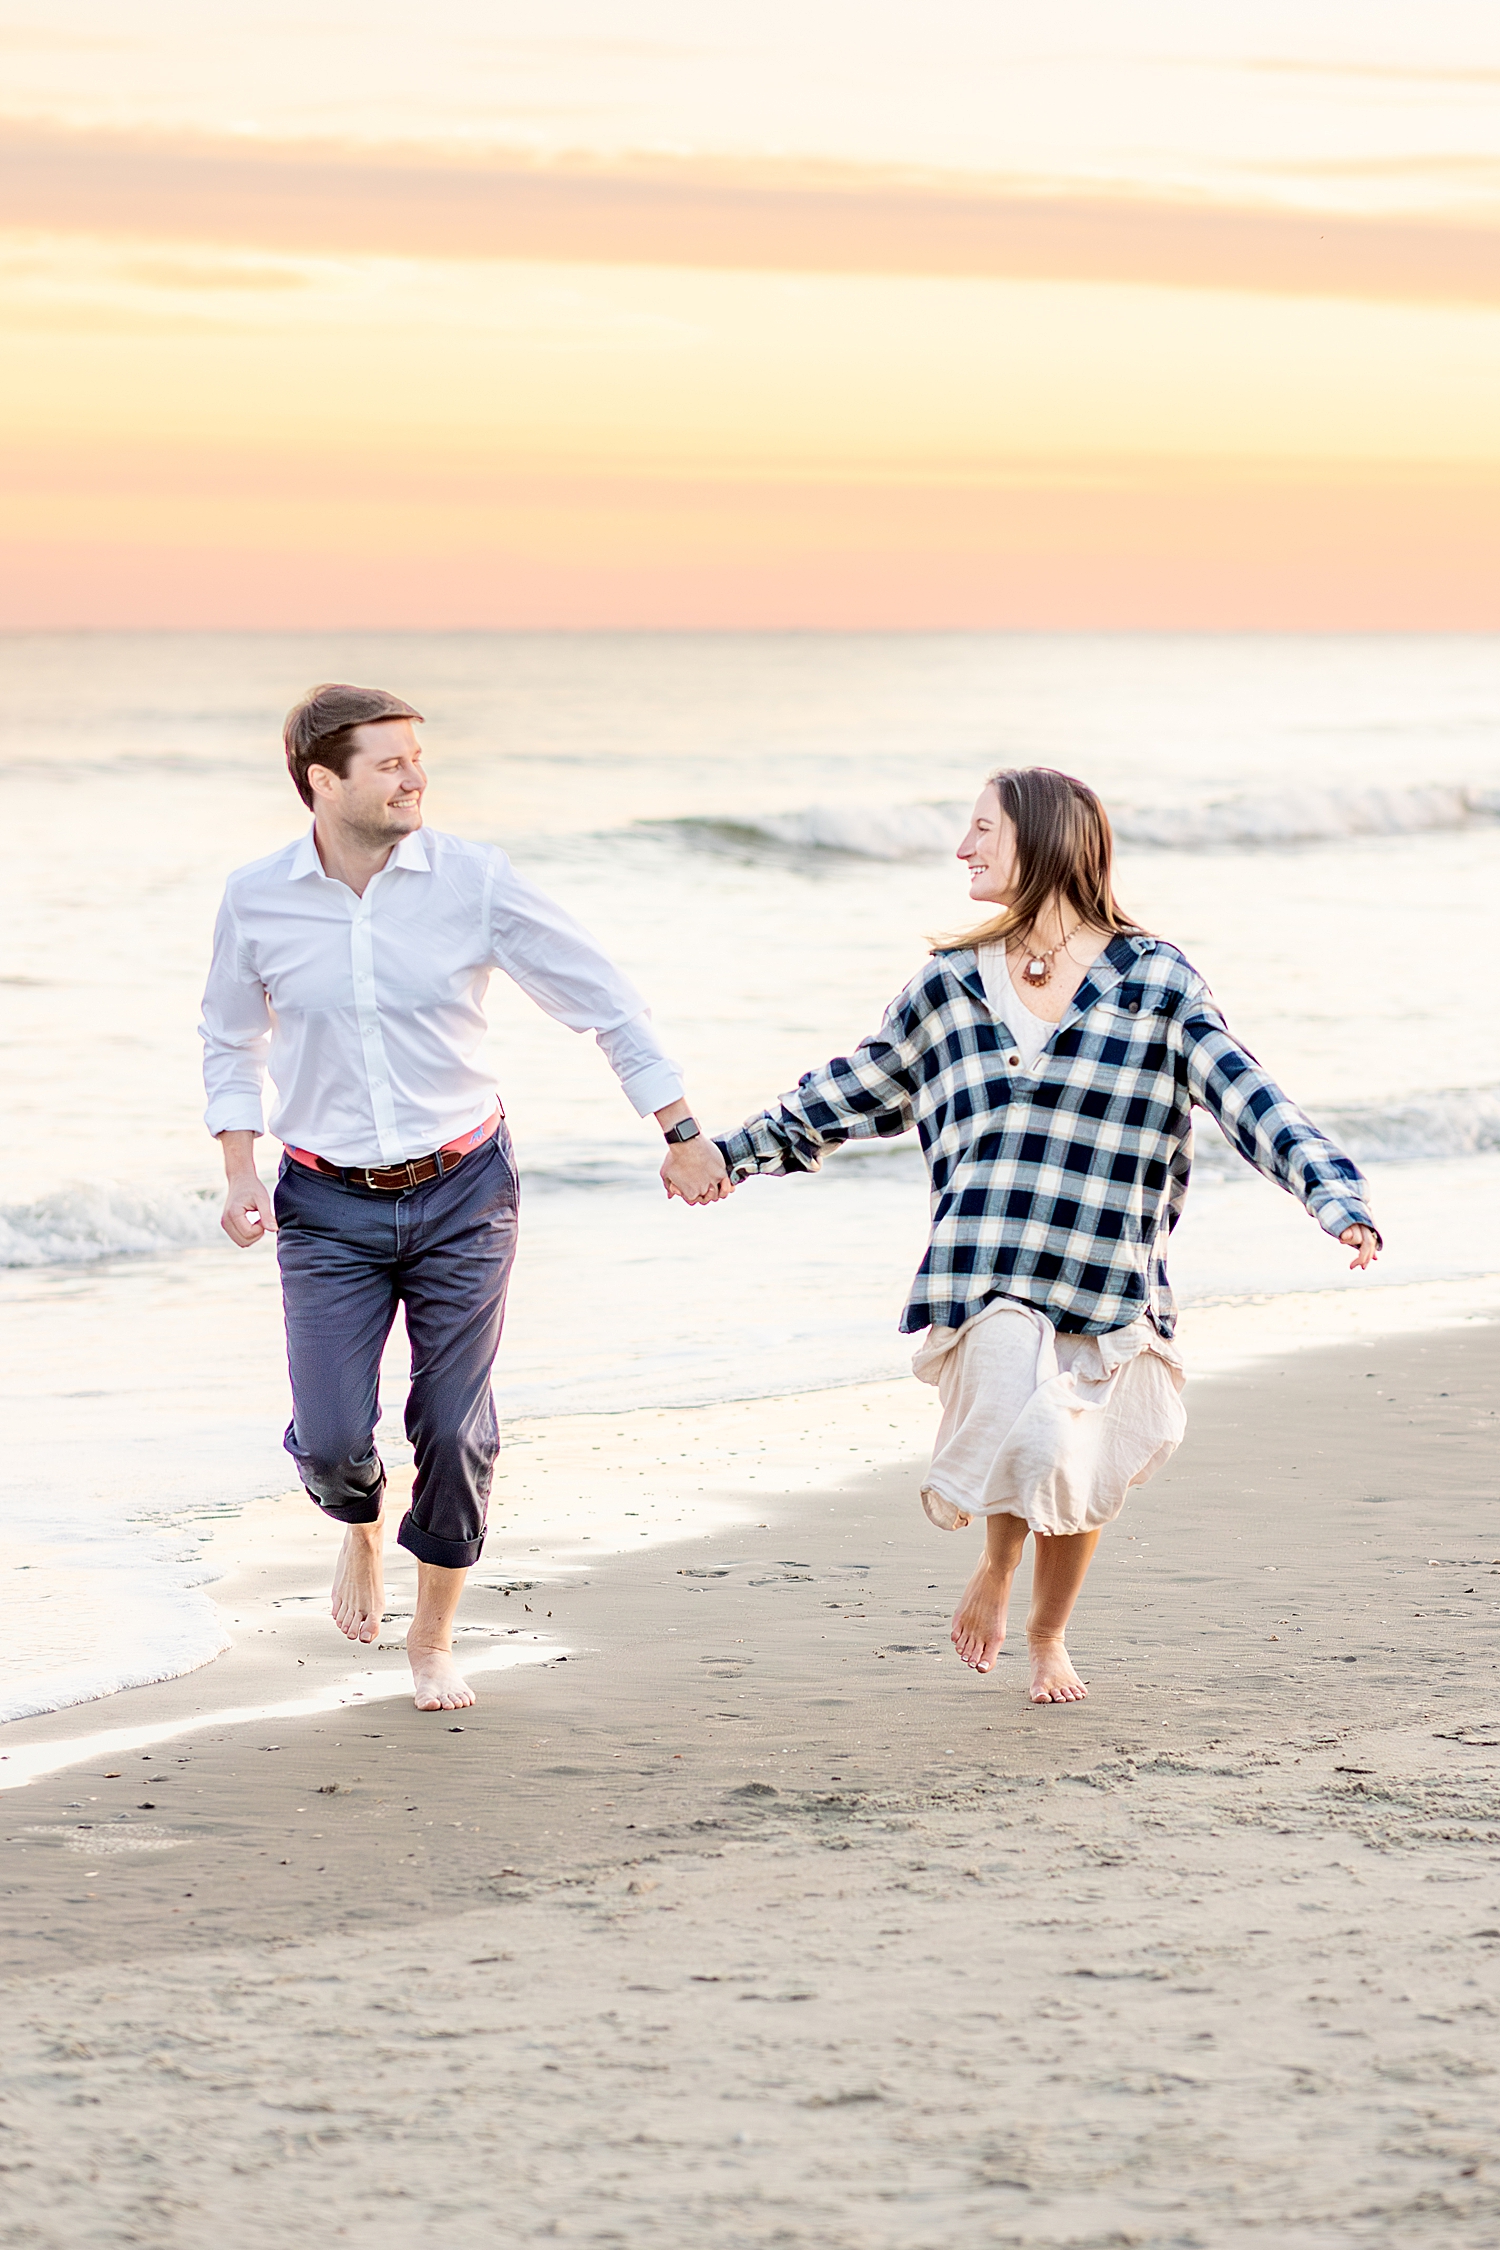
[3,629,1498,1725]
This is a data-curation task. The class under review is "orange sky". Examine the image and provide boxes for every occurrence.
[1,3,1498,626]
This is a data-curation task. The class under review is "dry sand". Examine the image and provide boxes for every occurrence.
[2,1320,1499,2249]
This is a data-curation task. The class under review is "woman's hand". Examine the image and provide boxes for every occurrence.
[1340,1224,1380,1271]
[655,1099,732,1206]
[661,1138,733,1205]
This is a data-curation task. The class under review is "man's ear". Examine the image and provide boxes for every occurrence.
[306,763,339,802]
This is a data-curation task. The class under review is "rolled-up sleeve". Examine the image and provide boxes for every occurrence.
[487,851,685,1118]
[593,1013,686,1119]
[199,890,272,1137]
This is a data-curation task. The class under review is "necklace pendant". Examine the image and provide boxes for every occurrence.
[1022,957,1050,987]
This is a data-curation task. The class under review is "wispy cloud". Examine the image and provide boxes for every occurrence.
[121,255,311,292]
[1237,153,1500,182]
[451,35,706,59]
[2,121,1497,305]
[0,26,139,49]
[1237,57,1500,86]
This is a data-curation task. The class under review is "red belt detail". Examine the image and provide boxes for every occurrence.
[285,1107,502,1191]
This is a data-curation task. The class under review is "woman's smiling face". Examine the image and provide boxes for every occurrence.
[957,783,1019,906]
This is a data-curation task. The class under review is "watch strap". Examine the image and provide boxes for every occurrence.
[663,1116,702,1144]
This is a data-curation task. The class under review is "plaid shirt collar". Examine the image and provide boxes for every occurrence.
[945,930,1142,1025]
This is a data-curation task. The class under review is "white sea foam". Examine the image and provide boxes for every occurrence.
[656,780,1500,863]
[0,1506,233,1725]
[0,1641,568,1791]
[0,1181,221,1268]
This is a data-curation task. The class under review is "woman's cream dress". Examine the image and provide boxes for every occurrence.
[914,1298,1186,1538]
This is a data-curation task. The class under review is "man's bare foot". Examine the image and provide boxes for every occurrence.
[331,1522,384,1644]
[950,1556,1016,1674]
[408,1638,477,1713]
[1028,1632,1088,1703]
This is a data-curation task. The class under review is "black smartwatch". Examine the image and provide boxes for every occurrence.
[662,1116,702,1144]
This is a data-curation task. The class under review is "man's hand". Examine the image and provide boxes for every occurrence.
[661,1135,733,1206]
[1340,1224,1380,1272]
[218,1129,276,1248]
[654,1099,733,1207]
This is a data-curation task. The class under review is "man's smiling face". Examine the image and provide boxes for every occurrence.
[310,717,427,846]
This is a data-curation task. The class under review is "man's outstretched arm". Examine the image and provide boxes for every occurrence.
[487,850,730,1205]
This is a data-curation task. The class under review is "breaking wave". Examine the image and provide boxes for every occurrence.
[646,802,967,861]
[6,1086,1497,1269]
[1116,782,1500,852]
[830,1085,1500,1181]
[1194,1084,1500,1180]
[648,781,1500,863]
[0,1182,222,1268]
[819,1083,1500,1184]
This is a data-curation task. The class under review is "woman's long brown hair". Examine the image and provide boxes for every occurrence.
[935,765,1145,954]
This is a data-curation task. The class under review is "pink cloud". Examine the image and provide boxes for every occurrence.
[2,121,1497,304]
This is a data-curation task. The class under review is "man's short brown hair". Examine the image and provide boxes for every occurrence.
[283,683,424,810]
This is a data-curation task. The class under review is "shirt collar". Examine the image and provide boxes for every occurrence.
[948,949,988,1007]
[949,931,1146,1020]
[287,825,432,881]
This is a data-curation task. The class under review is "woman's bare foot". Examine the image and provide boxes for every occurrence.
[950,1555,1017,1673]
[330,1522,384,1644]
[408,1637,477,1712]
[1028,1631,1088,1703]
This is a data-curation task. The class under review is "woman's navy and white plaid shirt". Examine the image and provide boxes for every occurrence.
[716,933,1376,1339]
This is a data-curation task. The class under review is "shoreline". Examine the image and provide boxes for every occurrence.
[3,1314,1495,1925]
[6,1263,1500,1739]
[2,1315,1498,2242]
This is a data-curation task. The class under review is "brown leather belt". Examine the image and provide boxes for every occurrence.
[285,1108,502,1193]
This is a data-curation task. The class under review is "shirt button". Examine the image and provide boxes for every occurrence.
[1007,1051,1022,1067]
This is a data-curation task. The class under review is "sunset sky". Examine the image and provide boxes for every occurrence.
[2,1,1498,626]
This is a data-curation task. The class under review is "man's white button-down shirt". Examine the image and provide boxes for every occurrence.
[200,826,684,1165]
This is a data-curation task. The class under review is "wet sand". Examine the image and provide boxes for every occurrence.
[3,1320,1499,2248]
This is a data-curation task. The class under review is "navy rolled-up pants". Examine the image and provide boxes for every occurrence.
[272,1132,519,1569]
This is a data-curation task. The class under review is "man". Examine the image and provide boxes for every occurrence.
[201,682,728,1712]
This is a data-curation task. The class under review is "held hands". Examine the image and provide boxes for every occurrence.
[661,1136,733,1206]
[1340,1224,1380,1272]
[655,1098,733,1207]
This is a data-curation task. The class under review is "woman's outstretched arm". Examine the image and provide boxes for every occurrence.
[1179,991,1381,1259]
[716,976,930,1181]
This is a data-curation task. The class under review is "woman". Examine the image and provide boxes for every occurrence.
[714,767,1380,1705]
